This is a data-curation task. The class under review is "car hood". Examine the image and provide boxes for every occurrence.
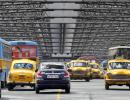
[109,69,130,75]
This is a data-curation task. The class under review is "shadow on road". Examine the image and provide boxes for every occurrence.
[107,88,130,91]
[10,88,35,91]
[38,91,68,94]
[37,90,77,94]
[70,80,88,82]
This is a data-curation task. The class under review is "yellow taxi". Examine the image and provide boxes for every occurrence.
[68,59,91,82]
[105,58,130,90]
[7,59,36,90]
[90,62,102,79]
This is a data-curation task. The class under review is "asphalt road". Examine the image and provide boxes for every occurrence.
[1,79,130,100]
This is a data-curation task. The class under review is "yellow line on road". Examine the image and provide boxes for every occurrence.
[56,89,61,100]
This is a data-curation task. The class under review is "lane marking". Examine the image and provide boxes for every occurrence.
[56,89,61,100]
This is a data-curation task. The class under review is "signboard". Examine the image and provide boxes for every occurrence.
[12,46,37,58]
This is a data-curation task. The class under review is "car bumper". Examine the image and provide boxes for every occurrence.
[36,80,70,89]
[92,74,101,78]
[7,82,35,86]
[105,79,130,85]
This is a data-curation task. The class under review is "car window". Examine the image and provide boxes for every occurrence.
[73,62,87,67]
[45,65,64,69]
[39,64,65,70]
[14,63,33,69]
[109,62,130,69]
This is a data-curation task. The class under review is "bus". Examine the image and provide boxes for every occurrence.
[0,38,12,88]
[108,46,130,60]
[9,41,39,62]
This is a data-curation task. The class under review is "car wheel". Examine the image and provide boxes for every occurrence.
[35,88,40,94]
[7,85,14,91]
[1,81,6,88]
[65,86,70,93]
[128,86,130,90]
[85,78,90,82]
[105,83,109,90]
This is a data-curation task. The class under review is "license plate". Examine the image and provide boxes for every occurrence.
[19,75,25,79]
[47,75,59,79]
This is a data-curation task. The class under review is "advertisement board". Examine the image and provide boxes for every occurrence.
[12,46,37,58]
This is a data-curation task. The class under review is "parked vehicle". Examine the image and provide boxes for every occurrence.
[105,58,130,90]
[7,59,36,90]
[35,62,70,94]
[68,59,91,81]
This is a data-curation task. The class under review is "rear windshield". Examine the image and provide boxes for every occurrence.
[73,62,87,67]
[13,63,33,69]
[40,64,64,70]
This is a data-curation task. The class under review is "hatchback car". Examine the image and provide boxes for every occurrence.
[68,60,91,81]
[7,59,36,91]
[105,58,130,90]
[90,62,102,79]
[35,62,70,94]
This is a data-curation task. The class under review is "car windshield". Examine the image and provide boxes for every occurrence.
[109,62,130,69]
[14,63,33,69]
[91,65,99,69]
[40,64,65,70]
[73,62,87,67]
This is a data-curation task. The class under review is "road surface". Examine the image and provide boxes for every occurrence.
[1,79,130,100]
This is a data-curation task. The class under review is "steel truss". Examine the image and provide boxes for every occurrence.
[0,0,130,61]
[71,0,130,61]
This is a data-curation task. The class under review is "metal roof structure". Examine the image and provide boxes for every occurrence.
[0,0,130,62]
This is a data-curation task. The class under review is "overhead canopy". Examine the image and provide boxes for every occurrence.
[0,0,130,61]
